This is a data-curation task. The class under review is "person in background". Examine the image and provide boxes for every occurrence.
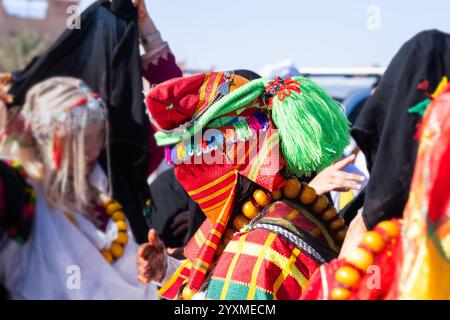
[0,77,183,299]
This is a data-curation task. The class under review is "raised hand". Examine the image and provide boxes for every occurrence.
[136,229,167,284]
[309,154,366,195]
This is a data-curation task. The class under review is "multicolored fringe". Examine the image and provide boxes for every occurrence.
[155,76,350,177]
[165,110,270,164]
[408,76,448,116]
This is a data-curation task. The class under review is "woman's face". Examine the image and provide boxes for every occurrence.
[83,121,106,170]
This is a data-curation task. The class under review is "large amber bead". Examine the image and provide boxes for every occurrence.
[321,207,337,222]
[329,216,345,230]
[282,179,301,199]
[116,231,128,245]
[182,286,197,300]
[270,189,282,201]
[345,247,374,271]
[116,220,127,231]
[106,202,122,216]
[335,227,348,241]
[331,287,351,300]
[242,200,260,220]
[361,231,386,253]
[110,242,124,259]
[111,211,126,222]
[311,195,329,214]
[101,250,113,263]
[377,221,400,239]
[335,266,361,287]
[253,189,271,207]
[232,215,250,231]
[299,184,317,205]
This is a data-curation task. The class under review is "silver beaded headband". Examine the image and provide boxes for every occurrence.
[30,84,108,141]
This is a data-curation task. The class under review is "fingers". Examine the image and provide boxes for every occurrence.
[147,228,160,246]
[167,247,177,255]
[173,225,188,237]
[171,212,190,237]
[137,230,168,284]
[137,251,150,268]
[137,243,150,259]
[170,211,189,230]
[138,255,166,283]
[137,274,149,285]
[136,246,167,283]
[331,178,362,191]
[333,154,356,170]
[167,247,185,260]
[334,171,366,183]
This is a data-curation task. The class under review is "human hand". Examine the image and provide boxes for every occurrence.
[171,210,190,238]
[136,229,167,284]
[110,0,148,21]
[338,211,367,259]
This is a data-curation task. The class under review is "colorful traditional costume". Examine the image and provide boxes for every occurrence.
[302,82,450,300]
[0,81,182,299]
[8,0,182,244]
[340,30,450,229]
[144,70,351,299]
[0,0,183,299]
[302,30,450,300]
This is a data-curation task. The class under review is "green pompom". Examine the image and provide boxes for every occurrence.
[269,77,350,175]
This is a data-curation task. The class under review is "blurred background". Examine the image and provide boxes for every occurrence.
[1,0,450,121]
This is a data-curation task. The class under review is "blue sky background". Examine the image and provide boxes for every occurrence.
[82,0,450,72]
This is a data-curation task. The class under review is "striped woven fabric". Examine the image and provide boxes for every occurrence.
[158,121,285,299]
[149,71,351,300]
[205,201,338,300]
[155,73,290,300]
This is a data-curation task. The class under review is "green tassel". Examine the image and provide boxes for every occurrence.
[270,77,350,175]
[154,80,265,146]
[233,120,253,141]
[153,75,350,177]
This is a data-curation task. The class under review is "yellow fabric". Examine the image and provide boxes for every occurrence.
[397,91,450,300]
[339,190,355,210]
[157,259,192,296]
[220,234,248,299]
[196,182,235,204]
[224,239,308,287]
[188,170,236,196]
[247,233,277,299]
[431,76,448,99]
[273,247,302,300]
[399,237,450,299]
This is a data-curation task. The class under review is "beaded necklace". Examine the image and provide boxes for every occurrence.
[65,196,129,264]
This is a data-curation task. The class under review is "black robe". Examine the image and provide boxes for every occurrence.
[341,29,450,229]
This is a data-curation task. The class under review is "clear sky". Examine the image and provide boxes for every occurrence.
[80,0,450,73]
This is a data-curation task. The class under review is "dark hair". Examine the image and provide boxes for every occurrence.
[232,70,262,81]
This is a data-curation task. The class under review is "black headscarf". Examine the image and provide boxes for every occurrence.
[8,0,150,243]
[342,29,450,229]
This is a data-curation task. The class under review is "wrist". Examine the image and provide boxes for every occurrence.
[139,13,158,39]
[308,179,326,195]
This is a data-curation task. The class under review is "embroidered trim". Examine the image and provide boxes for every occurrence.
[165,110,270,164]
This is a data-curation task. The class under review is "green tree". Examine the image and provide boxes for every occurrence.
[0,31,51,72]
